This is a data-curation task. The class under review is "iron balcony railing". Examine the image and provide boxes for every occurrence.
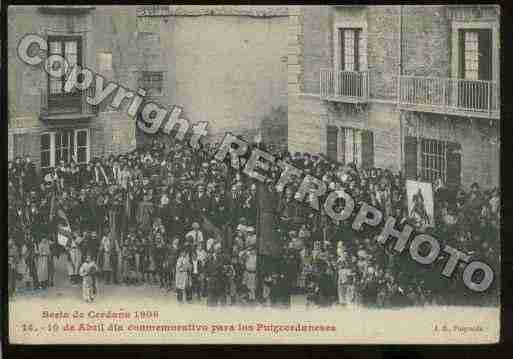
[41,85,97,119]
[319,69,499,119]
[398,76,499,118]
[320,69,370,103]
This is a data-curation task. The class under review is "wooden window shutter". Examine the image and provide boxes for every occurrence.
[28,133,41,168]
[404,136,418,180]
[478,29,492,81]
[361,130,374,169]
[459,30,466,79]
[326,126,338,162]
[354,30,360,71]
[339,29,345,70]
[446,141,462,190]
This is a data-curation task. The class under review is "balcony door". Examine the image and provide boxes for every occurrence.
[338,28,364,98]
[458,29,492,111]
[47,36,82,114]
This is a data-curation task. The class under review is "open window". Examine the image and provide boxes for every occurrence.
[47,36,83,113]
[458,29,492,111]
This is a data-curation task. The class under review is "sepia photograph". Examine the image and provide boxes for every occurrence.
[6,5,501,344]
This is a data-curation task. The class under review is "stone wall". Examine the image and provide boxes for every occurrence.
[136,11,289,144]
[8,6,138,167]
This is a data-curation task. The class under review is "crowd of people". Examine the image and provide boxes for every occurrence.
[8,136,500,307]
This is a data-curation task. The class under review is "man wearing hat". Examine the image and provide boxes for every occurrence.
[227,184,243,225]
[275,243,301,308]
[194,184,210,221]
[209,191,228,228]
[204,243,228,306]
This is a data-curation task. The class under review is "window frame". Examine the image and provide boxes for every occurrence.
[452,21,498,83]
[462,30,480,80]
[338,126,362,166]
[74,128,91,164]
[339,28,362,72]
[47,35,83,96]
[40,128,90,168]
[334,21,367,73]
[418,137,448,184]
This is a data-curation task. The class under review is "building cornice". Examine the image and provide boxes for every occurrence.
[137,5,289,18]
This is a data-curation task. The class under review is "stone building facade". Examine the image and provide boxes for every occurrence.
[8,5,289,171]
[8,6,140,170]
[288,5,500,189]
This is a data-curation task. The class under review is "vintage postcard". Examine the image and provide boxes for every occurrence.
[7,5,500,344]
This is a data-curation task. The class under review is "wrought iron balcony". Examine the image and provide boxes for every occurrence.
[319,69,499,120]
[320,69,370,103]
[40,86,97,121]
[398,76,499,120]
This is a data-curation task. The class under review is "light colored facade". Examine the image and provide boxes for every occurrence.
[288,5,500,189]
[135,5,289,146]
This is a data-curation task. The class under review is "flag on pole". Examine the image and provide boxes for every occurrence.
[56,208,72,247]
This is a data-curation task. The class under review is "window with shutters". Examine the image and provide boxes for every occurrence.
[40,129,90,168]
[40,133,52,169]
[341,127,362,165]
[333,127,373,168]
[338,28,363,71]
[460,29,492,81]
[463,31,479,80]
[458,29,493,111]
[55,130,74,164]
[75,129,90,164]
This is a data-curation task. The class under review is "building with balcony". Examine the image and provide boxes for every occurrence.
[288,5,500,189]
[8,5,289,171]
[8,6,140,170]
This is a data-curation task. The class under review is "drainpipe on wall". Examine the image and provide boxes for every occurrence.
[398,5,404,174]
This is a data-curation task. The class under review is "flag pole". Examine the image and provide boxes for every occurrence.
[254,134,264,303]
[255,173,262,303]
